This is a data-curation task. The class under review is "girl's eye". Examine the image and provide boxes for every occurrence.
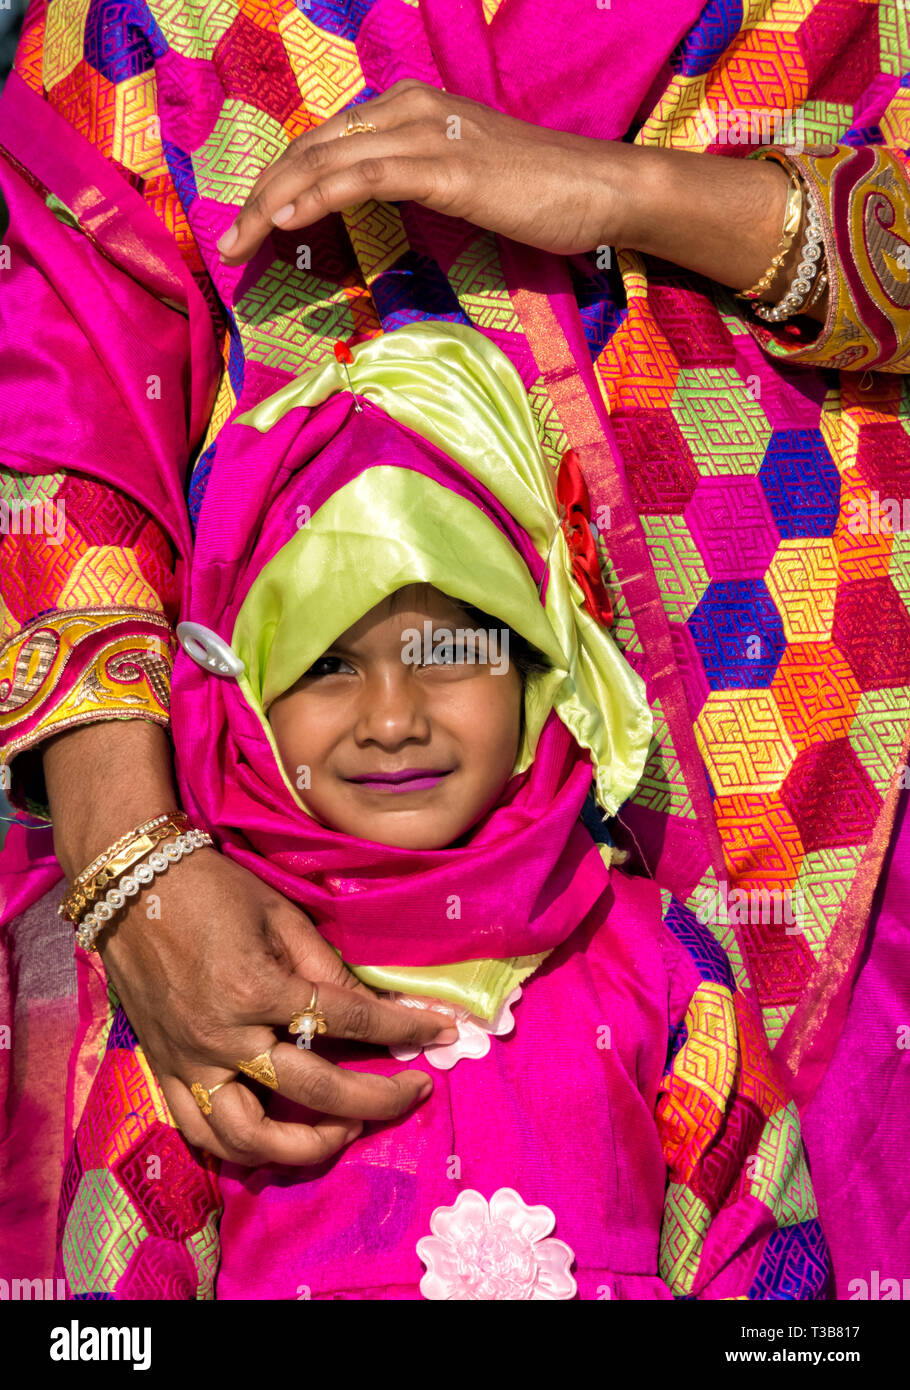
[422,644,475,666]
[303,655,353,677]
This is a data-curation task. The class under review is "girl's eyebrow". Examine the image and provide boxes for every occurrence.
[317,628,485,660]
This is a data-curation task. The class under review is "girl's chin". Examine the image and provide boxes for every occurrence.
[305,776,495,848]
[338,809,475,851]
[365,821,470,851]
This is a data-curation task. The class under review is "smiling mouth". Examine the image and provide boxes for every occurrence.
[345,769,453,793]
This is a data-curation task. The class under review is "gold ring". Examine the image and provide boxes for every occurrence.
[289,984,328,1051]
[190,1078,231,1116]
[236,1044,280,1090]
[339,108,378,138]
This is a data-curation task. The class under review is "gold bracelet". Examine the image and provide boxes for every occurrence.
[754,175,825,322]
[69,813,178,888]
[76,826,214,951]
[58,813,189,924]
[62,818,189,924]
[735,170,803,301]
[72,819,190,920]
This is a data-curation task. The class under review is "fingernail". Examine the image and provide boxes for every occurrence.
[435,1028,459,1044]
[347,1120,364,1139]
[417,1081,433,1101]
[271,203,295,226]
[216,223,238,254]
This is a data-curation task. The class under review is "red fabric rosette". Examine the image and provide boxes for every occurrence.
[556,449,613,627]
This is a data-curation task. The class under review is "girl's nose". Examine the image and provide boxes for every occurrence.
[353,666,430,747]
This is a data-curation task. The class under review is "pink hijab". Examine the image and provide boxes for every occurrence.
[171,385,614,970]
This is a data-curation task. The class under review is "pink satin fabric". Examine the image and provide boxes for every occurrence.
[0,71,219,564]
[216,872,693,1300]
[413,0,704,139]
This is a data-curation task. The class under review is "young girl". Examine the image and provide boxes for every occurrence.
[60,323,829,1299]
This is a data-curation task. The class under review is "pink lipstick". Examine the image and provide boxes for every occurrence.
[346,769,452,793]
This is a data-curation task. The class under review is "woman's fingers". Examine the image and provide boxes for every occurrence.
[169,1008,438,1163]
[217,81,454,263]
[218,142,440,264]
[242,80,431,190]
[165,1074,366,1167]
[168,1038,438,1166]
[274,913,373,997]
[261,974,458,1048]
[162,1072,243,1158]
[261,1042,434,1122]
[257,904,457,1040]
[212,1081,365,1166]
[238,82,417,209]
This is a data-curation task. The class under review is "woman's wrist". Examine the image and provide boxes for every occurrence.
[43,719,181,881]
[73,823,213,952]
[600,141,828,323]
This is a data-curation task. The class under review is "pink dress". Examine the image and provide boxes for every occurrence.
[214,875,827,1300]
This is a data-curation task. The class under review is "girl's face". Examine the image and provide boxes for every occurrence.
[267,584,524,850]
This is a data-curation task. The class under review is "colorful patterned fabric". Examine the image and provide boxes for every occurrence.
[0,0,908,1299]
[656,916,827,1299]
[0,608,177,815]
[0,469,179,816]
[56,1004,221,1300]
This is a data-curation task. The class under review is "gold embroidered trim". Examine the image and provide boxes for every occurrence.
[0,608,176,764]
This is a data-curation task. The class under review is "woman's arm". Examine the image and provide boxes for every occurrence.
[220,79,910,370]
[604,142,825,318]
[216,79,798,305]
[619,138,910,373]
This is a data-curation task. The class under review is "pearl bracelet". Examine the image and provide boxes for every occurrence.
[75,827,213,951]
[754,183,824,323]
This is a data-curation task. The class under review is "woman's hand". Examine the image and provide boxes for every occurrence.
[216,78,827,321]
[99,843,455,1166]
[44,719,456,1167]
[217,78,620,264]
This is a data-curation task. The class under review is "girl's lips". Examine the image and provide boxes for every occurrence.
[346,771,452,794]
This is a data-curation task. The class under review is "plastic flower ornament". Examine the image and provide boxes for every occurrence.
[417,1188,577,1300]
[388,988,521,1069]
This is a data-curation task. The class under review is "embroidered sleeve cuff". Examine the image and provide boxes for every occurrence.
[737,143,910,372]
[0,608,176,822]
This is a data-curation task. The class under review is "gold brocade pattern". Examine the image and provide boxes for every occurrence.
[0,610,177,815]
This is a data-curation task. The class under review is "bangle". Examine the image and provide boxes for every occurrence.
[735,170,803,301]
[75,827,214,951]
[805,266,829,310]
[72,813,179,887]
[58,812,189,925]
[754,183,825,322]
